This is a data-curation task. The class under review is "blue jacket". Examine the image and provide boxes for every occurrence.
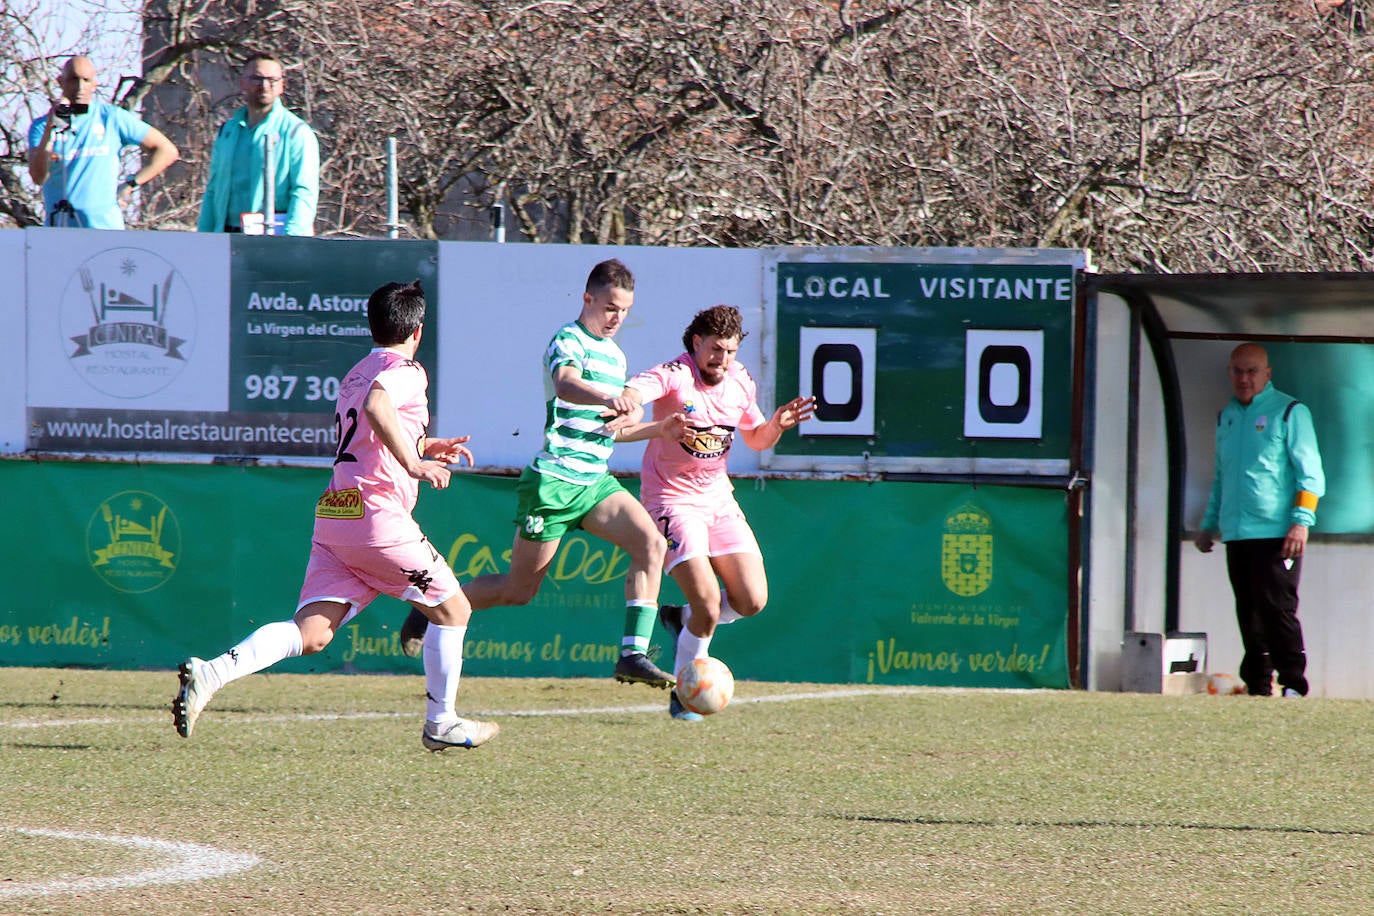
[197,102,319,236]
[1201,382,1325,541]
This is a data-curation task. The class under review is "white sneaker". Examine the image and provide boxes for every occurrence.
[1281,687,1303,698]
[173,657,215,738]
[422,718,500,751]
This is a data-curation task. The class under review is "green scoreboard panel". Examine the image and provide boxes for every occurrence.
[229,236,439,446]
[764,248,1085,476]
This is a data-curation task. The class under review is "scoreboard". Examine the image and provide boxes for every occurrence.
[764,248,1086,476]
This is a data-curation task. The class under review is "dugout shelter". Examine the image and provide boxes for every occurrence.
[1083,272,1374,698]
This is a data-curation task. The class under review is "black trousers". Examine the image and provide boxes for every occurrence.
[1224,538,1308,696]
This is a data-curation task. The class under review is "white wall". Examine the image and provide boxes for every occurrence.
[435,242,764,474]
[0,231,24,453]
[1132,321,1171,636]
[1086,293,1129,690]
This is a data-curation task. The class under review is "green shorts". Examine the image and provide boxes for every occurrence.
[513,467,627,542]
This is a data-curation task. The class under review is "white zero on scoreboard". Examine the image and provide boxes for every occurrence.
[798,326,876,437]
[963,329,1044,440]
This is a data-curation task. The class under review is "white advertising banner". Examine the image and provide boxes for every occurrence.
[26,230,231,409]
[0,231,26,453]
[24,229,231,455]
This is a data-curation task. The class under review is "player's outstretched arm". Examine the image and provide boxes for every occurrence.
[602,400,644,429]
[742,395,817,451]
[363,383,452,489]
[605,385,685,442]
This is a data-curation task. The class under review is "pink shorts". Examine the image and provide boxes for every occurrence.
[646,500,761,573]
[297,537,462,623]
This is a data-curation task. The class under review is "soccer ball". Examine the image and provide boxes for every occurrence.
[675,657,734,715]
[1206,672,1246,695]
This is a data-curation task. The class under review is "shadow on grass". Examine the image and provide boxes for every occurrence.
[839,813,1374,837]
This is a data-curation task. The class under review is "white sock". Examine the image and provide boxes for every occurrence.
[718,591,743,625]
[203,620,303,692]
[674,594,746,675]
[675,618,712,680]
[423,622,467,726]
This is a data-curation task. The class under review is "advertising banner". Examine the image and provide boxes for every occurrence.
[25,230,231,456]
[0,461,1067,689]
[720,478,1070,688]
[25,232,437,458]
[765,247,1085,476]
[227,237,439,426]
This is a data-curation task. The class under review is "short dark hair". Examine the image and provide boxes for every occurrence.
[586,258,634,295]
[241,51,283,71]
[367,280,426,345]
[682,304,746,353]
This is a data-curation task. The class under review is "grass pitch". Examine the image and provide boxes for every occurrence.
[3,667,1373,915]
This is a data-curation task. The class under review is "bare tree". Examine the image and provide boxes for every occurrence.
[7,0,1374,272]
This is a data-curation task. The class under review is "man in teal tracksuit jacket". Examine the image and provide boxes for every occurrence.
[196,52,318,237]
[1195,343,1324,697]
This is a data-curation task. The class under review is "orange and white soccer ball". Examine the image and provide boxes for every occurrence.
[1206,672,1246,695]
[676,657,735,715]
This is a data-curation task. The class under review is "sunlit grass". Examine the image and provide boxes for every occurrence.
[3,668,1372,915]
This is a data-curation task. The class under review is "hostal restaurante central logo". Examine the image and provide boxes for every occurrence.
[60,247,197,399]
[87,490,180,593]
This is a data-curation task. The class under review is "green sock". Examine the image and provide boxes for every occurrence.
[621,601,656,656]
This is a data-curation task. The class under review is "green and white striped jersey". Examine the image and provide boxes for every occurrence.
[531,320,626,485]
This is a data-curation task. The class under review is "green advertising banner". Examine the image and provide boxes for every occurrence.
[0,461,1068,689]
[718,478,1069,688]
[226,236,440,454]
[767,250,1084,476]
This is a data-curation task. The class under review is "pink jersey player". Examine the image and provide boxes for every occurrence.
[619,305,816,721]
[313,348,432,547]
[629,352,767,509]
[173,280,498,752]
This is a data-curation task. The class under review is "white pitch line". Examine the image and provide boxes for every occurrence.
[0,684,1045,731]
[0,827,261,898]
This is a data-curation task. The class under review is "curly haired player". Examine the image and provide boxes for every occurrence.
[620,305,815,720]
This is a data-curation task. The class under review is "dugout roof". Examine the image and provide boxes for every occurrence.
[1087,272,1374,342]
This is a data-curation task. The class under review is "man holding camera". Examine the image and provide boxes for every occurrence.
[27,56,179,229]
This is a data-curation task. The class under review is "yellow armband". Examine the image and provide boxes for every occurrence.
[1294,491,1319,511]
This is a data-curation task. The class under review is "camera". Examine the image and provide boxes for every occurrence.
[54,102,89,122]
